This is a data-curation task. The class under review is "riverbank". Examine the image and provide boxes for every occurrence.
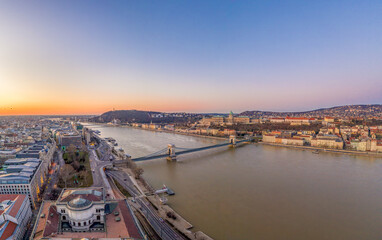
[119,162,213,240]
[260,142,382,157]
[85,122,382,158]
[89,127,214,240]
[84,122,227,141]
[122,125,227,141]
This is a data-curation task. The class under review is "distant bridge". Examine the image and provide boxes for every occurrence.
[132,135,251,162]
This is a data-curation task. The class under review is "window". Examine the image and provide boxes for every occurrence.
[61,209,66,213]
[97,215,100,220]
[78,222,81,226]
[62,216,66,220]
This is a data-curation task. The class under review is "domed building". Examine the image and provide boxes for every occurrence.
[56,188,106,232]
[31,187,145,239]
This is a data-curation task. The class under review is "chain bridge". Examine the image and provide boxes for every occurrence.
[132,135,251,162]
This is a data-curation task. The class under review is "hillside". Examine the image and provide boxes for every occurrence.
[90,105,382,124]
[89,110,201,123]
[240,104,382,118]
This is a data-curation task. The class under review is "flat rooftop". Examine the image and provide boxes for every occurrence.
[58,188,104,203]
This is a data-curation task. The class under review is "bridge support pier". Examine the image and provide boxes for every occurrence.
[167,144,177,161]
[229,135,237,148]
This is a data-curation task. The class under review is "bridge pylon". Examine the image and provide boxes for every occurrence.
[229,135,237,148]
[167,144,176,161]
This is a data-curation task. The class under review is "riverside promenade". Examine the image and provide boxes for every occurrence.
[260,142,382,157]
[124,125,226,141]
[87,122,228,141]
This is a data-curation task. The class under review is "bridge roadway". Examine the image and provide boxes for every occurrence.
[106,170,184,240]
[132,139,249,162]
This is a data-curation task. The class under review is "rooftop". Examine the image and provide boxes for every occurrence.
[0,195,28,240]
[0,158,41,183]
[32,199,143,239]
[58,188,104,203]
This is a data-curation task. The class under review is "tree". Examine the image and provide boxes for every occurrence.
[80,144,87,153]
[50,189,61,200]
[79,171,88,186]
[60,164,74,188]
[133,167,144,179]
[72,160,81,172]
[67,144,77,163]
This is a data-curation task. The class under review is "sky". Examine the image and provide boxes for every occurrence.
[0,0,382,115]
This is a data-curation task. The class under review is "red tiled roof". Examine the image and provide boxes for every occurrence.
[60,193,102,203]
[285,117,309,120]
[0,195,27,218]
[9,195,26,218]
[118,200,142,239]
[0,222,17,240]
[43,205,59,237]
[0,195,19,202]
[59,189,104,203]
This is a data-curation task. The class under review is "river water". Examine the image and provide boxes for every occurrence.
[84,124,382,240]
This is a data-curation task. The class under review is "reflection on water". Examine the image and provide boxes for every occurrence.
[85,124,382,240]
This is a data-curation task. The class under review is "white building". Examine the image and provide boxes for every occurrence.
[0,194,32,239]
[56,188,106,232]
[31,188,145,239]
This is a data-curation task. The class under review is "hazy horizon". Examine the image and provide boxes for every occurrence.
[0,103,381,117]
[1,1,382,115]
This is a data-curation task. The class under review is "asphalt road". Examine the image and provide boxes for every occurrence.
[88,144,116,199]
[106,170,184,240]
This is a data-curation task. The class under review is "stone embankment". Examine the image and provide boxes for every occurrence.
[121,167,213,240]
[124,125,226,141]
[260,142,382,157]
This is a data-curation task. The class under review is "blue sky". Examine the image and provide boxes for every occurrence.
[0,0,381,114]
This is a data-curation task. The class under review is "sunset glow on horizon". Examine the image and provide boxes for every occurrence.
[1,1,381,115]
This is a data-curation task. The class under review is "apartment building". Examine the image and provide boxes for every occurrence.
[0,158,44,208]
[0,194,32,240]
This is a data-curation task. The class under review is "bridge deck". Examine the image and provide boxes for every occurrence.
[133,153,169,162]
[176,142,231,155]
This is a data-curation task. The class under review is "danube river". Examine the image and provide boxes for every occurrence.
[84,124,382,240]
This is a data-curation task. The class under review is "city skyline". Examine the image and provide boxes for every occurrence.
[1,1,382,115]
